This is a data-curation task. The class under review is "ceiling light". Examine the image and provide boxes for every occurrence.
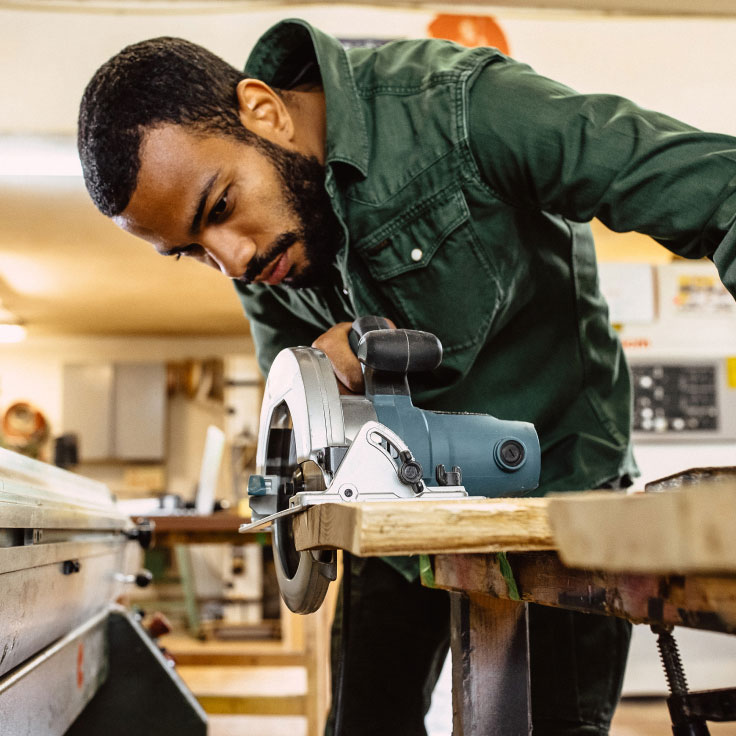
[0,300,27,342]
[0,136,82,177]
[0,325,27,343]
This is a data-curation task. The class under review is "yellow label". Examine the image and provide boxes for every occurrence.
[727,357,736,389]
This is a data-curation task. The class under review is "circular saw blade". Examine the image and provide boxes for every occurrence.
[255,347,349,614]
[273,458,336,614]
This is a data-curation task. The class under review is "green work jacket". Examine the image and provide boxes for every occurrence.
[237,19,736,577]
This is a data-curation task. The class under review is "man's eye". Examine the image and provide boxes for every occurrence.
[211,192,228,221]
[174,244,204,260]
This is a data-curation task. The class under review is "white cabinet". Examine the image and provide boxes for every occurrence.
[62,362,166,461]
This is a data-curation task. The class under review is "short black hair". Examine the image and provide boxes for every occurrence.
[78,37,252,217]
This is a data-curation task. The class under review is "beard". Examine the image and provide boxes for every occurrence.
[235,133,344,289]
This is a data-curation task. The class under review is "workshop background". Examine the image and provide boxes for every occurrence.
[1,1,736,734]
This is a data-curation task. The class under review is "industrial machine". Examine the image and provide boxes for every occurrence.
[241,317,541,613]
[0,447,206,735]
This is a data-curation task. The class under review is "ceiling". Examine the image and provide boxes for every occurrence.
[0,175,250,336]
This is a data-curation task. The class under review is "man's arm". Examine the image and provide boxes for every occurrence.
[234,283,328,377]
[467,57,736,296]
[234,282,376,392]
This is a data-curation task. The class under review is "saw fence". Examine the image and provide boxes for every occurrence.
[292,477,736,735]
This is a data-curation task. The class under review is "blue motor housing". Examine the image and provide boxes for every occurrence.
[353,318,540,497]
[372,394,540,497]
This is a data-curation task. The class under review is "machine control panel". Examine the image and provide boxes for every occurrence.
[628,357,736,441]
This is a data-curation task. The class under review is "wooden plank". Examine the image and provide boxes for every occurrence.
[196,694,306,716]
[177,664,307,715]
[293,498,554,556]
[176,664,306,695]
[160,633,299,657]
[434,552,736,634]
[548,482,736,574]
[451,592,530,736]
[134,513,260,547]
[170,651,305,667]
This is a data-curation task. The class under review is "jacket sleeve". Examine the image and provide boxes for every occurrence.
[233,282,327,377]
[466,56,736,297]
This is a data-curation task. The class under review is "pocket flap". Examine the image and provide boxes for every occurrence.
[355,189,470,280]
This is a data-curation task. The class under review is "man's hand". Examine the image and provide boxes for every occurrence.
[312,319,396,394]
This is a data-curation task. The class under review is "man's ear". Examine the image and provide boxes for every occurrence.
[236,79,294,143]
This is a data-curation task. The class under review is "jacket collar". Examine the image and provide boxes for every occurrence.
[245,19,370,179]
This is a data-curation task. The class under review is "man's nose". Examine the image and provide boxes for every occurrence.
[204,232,256,279]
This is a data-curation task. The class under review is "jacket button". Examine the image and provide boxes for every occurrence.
[410,248,423,262]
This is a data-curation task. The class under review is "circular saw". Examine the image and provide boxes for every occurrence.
[241,317,541,614]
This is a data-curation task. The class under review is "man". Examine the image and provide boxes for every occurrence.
[78,18,736,736]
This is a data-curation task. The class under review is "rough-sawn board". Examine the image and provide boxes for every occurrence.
[292,497,553,556]
[548,481,736,574]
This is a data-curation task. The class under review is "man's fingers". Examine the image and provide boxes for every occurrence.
[312,322,365,393]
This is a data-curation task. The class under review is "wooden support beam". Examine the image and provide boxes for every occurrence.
[434,552,736,634]
[548,481,736,574]
[451,593,531,736]
[293,498,554,556]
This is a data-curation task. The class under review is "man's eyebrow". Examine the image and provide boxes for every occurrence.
[188,172,219,236]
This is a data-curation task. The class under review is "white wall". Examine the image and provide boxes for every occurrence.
[3,6,736,137]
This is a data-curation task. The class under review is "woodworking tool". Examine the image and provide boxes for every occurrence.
[241,317,541,613]
[0,447,205,735]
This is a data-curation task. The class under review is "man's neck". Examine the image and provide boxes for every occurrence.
[284,88,327,164]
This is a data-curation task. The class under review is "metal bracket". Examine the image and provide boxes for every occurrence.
[239,505,308,533]
[239,420,467,534]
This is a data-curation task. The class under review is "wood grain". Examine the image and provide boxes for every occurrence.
[434,551,736,634]
[548,482,736,574]
[292,498,554,556]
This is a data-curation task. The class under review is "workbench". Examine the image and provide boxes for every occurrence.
[292,480,736,735]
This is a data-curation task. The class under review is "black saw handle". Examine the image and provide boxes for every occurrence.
[348,316,442,397]
[348,315,394,351]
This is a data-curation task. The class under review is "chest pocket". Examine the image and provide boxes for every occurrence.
[354,189,502,355]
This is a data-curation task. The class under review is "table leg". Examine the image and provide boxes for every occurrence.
[175,545,201,636]
[451,592,531,736]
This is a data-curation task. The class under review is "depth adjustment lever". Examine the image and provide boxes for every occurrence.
[397,450,424,494]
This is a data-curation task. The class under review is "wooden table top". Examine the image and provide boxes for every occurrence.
[292,478,736,576]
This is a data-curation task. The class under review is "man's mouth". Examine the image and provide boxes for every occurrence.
[261,252,291,285]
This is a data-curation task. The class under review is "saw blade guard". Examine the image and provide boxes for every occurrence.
[252,347,346,613]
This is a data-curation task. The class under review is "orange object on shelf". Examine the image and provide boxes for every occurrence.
[428,14,510,54]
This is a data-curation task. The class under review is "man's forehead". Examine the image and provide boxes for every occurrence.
[116,125,215,245]
[113,210,159,244]
[137,125,203,183]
